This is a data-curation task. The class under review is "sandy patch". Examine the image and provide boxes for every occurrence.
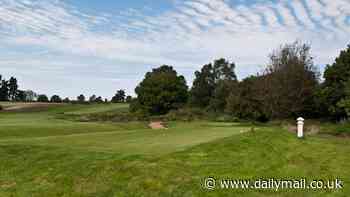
[149,121,167,129]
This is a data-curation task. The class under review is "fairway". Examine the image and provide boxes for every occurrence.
[0,104,247,155]
[0,122,247,155]
[2,0,350,196]
[0,104,349,196]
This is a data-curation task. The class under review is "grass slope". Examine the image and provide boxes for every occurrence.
[0,103,136,138]
[0,122,247,155]
[0,104,349,196]
[63,103,129,115]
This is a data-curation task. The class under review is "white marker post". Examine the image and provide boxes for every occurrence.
[297,117,304,138]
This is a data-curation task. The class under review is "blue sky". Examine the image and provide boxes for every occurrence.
[0,0,350,99]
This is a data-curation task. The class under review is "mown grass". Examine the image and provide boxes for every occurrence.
[0,122,248,155]
[0,104,349,196]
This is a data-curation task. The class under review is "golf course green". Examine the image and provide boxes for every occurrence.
[0,103,349,196]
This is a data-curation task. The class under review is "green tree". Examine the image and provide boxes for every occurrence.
[322,45,350,119]
[337,80,350,118]
[190,58,237,111]
[226,76,267,121]
[89,95,97,103]
[50,95,62,103]
[8,77,18,101]
[209,79,238,112]
[24,90,37,102]
[95,96,103,103]
[0,76,24,101]
[189,64,215,107]
[15,90,26,102]
[112,90,126,103]
[212,58,237,82]
[263,41,319,118]
[126,96,132,103]
[133,65,188,115]
[37,94,49,102]
[0,78,9,101]
[226,41,319,121]
[63,97,70,103]
[77,94,85,103]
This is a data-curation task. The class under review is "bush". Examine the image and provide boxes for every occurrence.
[332,121,350,135]
[165,108,242,122]
[165,108,207,121]
[76,110,152,122]
[0,105,3,111]
[255,113,270,123]
[214,114,240,122]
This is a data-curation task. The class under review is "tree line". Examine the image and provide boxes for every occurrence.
[36,89,132,104]
[0,76,24,101]
[3,41,350,121]
[0,76,132,104]
[131,41,350,121]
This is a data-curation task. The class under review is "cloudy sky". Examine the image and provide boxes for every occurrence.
[0,0,349,99]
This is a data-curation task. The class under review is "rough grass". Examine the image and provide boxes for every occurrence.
[320,122,350,136]
[0,102,65,112]
[0,104,349,196]
[63,103,129,115]
[0,104,142,139]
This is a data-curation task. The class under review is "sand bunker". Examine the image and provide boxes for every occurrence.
[149,121,167,129]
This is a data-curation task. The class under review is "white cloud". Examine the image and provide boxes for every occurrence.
[0,0,350,96]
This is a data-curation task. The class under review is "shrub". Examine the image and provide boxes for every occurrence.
[78,110,149,122]
[215,114,240,122]
[165,108,207,121]
[0,105,3,111]
[332,121,350,135]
